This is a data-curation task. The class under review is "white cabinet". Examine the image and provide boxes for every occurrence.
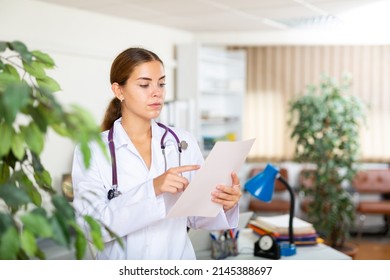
[176,44,246,156]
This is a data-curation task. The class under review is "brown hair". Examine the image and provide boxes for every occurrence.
[101,47,164,131]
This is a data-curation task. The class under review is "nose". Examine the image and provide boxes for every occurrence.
[152,84,164,97]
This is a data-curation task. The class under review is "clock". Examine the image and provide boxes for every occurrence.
[254,234,281,259]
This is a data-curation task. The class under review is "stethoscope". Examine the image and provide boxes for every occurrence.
[107,122,188,200]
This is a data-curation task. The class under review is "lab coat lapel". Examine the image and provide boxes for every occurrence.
[151,121,166,176]
[113,119,137,154]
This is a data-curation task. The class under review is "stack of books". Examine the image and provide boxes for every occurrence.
[248,214,322,246]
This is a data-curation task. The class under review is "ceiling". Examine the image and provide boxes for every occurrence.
[34,0,389,32]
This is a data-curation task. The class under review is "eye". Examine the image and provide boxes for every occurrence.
[139,84,149,88]
[159,83,166,88]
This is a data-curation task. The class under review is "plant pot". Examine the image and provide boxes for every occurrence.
[333,242,359,259]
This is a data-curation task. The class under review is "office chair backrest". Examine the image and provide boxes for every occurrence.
[352,169,390,193]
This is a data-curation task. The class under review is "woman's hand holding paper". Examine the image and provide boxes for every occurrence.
[211,171,242,211]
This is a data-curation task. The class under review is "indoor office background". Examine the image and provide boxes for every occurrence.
[1,0,390,259]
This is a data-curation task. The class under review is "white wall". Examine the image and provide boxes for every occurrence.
[0,0,194,192]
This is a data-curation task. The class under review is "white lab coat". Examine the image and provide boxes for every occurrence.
[72,118,239,259]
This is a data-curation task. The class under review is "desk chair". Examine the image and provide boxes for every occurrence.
[351,169,390,238]
[246,167,291,215]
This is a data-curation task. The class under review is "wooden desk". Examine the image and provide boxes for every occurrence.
[194,229,352,260]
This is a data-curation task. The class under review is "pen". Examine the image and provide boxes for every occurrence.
[224,230,228,240]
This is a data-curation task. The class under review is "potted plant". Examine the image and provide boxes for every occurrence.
[288,75,366,251]
[0,40,117,259]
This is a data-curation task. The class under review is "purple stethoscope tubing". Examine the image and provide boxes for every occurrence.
[107,122,186,200]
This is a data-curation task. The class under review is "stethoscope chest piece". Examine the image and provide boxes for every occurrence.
[179,140,188,150]
[107,185,121,200]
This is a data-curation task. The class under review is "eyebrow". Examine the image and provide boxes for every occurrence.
[137,76,166,81]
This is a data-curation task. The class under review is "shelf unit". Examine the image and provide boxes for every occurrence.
[176,44,246,156]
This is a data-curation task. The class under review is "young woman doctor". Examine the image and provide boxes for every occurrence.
[71,47,242,259]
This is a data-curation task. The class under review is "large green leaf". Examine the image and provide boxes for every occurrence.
[0,163,10,184]
[8,41,32,63]
[103,224,124,248]
[8,40,28,54]
[0,183,31,207]
[20,230,38,257]
[50,216,69,247]
[31,152,44,173]
[36,76,61,92]
[0,227,20,260]
[20,173,42,206]
[2,82,30,124]
[72,223,87,260]
[21,122,44,155]
[0,72,20,91]
[0,212,14,234]
[51,123,70,137]
[30,154,53,193]
[31,50,55,69]
[80,142,92,168]
[0,122,13,156]
[11,133,25,160]
[22,61,46,79]
[20,213,53,238]
[83,215,104,250]
[25,105,48,132]
[33,169,53,193]
[30,207,47,217]
[52,195,75,220]
[52,211,71,246]
[4,64,20,79]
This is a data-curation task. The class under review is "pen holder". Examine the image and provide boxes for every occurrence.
[226,238,238,256]
[210,230,239,259]
[211,239,230,260]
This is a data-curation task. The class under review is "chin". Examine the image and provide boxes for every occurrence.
[149,112,161,119]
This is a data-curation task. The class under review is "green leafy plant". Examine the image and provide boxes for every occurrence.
[0,40,115,259]
[288,75,366,248]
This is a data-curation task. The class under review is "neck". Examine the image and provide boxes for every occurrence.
[121,117,152,142]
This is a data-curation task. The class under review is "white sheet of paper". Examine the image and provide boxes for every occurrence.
[166,138,255,218]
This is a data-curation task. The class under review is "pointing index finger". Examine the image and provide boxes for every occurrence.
[172,165,201,174]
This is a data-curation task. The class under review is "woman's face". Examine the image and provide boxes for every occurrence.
[119,60,166,121]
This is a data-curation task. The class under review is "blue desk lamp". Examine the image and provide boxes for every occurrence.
[244,163,297,257]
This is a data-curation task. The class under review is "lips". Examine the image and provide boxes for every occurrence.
[149,102,162,108]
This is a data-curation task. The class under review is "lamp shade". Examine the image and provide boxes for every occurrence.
[244,163,279,202]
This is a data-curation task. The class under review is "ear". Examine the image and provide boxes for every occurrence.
[111,83,124,101]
